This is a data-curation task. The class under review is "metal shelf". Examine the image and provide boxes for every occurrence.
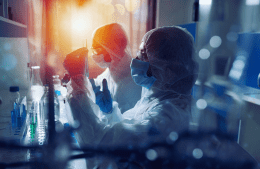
[0,16,27,37]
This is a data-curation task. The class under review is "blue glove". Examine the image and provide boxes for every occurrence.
[90,78,113,113]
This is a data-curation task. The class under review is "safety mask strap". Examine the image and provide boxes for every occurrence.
[91,54,111,68]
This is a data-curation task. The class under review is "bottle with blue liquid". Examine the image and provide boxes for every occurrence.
[64,123,78,145]
[9,86,20,133]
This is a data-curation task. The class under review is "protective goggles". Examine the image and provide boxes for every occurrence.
[136,49,148,61]
[90,47,105,55]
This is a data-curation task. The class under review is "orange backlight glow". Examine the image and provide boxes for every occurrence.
[72,18,88,33]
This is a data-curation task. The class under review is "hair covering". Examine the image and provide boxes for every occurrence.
[91,23,133,79]
[66,26,196,169]
[92,23,130,61]
[142,26,199,95]
[90,23,142,114]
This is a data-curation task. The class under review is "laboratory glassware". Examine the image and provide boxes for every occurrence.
[9,86,20,110]
[53,75,61,91]
[30,66,44,102]
[40,86,60,124]
[28,66,44,116]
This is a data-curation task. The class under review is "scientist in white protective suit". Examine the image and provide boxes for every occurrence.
[63,26,199,168]
[89,23,142,113]
[65,23,142,125]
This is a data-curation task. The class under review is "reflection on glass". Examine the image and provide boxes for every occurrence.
[199,0,212,5]
[246,0,260,6]
[210,36,222,48]
[199,48,210,59]
[30,66,44,102]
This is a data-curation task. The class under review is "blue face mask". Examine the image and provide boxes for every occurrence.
[130,58,157,89]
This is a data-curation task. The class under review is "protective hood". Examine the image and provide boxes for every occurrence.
[142,26,199,95]
[91,54,111,68]
[91,23,132,80]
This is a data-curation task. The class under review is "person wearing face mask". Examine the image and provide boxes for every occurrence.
[64,24,143,168]
[64,26,199,168]
[64,23,142,126]
[89,23,142,116]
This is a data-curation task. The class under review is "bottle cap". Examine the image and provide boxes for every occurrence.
[64,123,70,128]
[55,90,61,96]
[61,74,71,84]
[10,86,19,92]
[31,66,40,69]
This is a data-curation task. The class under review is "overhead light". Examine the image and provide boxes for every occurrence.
[199,0,212,5]
[246,0,260,6]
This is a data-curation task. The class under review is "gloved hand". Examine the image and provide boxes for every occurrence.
[63,47,88,77]
[90,78,113,113]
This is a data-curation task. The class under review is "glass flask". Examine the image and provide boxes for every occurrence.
[27,66,44,117]
[30,66,44,102]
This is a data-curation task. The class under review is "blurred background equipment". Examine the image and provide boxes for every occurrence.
[0,0,260,168]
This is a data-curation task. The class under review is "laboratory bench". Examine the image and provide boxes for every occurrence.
[0,90,87,169]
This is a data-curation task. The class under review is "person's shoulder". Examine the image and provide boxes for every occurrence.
[150,99,191,118]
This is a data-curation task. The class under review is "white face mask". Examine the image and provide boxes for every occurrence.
[91,54,111,68]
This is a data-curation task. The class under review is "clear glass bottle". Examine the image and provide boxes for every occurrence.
[40,86,60,125]
[53,75,61,90]
[9,86,20,109]
[30,66,44,102]
[9,86,20,134]
[26,63,32,111]
[55,90,67,124]
[28,66,44,117]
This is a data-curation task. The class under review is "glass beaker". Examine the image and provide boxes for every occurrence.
[30,66,44,115]
[30,66,44,102]
[31,66,42,86]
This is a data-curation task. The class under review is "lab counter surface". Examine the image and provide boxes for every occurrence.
[0,89,86,169]
[1,86,260,168]
[0,90,30,169]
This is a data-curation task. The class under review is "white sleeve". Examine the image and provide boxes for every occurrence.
[67,75,189,147]
[84,69,108,103]
[68,89,108,146]
[68,90,149,147]
[66,75,123,146]
[85,77,96,103]
[68,91,186,147]
[101,101,123,126]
